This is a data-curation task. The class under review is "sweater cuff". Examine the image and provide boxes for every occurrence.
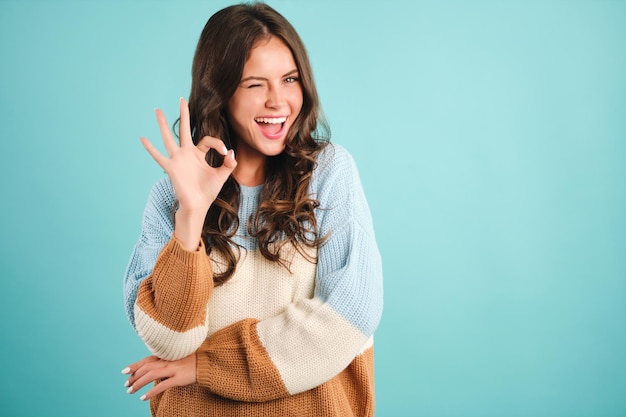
[167,235,205,258]
[136,237,212,333]
[196,319,290,402]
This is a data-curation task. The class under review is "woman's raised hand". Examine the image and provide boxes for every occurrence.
[140,98,237,250]
[140,98,236,212]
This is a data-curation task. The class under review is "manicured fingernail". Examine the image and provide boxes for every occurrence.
[124,380,130,387]
[121,367,131,375]
[230,149,235,159]
[140,395,147,401]
[222,146,228,155]
[127,386,133,394]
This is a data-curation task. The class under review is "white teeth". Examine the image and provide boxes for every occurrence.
[255,117,286,124]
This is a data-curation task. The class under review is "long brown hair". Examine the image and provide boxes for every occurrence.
[183,3,330,284]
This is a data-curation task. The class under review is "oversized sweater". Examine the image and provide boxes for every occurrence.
[123,144,383,417]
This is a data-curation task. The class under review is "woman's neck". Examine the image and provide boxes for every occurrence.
[233,162,265,186]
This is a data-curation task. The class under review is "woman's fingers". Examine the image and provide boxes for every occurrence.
[121,355,159,377]
[178,98,193,148]
[127,358,166,384]
[140,376,180,401]
[128,363,170,394]
[196,135,229,157]
[155,108,178,157]
[141,102,236,208]
[217,149,237,173]
[123,356,167,393]
[210,149,237,183]
[122,354,197,401]
[140,137,169,170]
[197,136,237,176]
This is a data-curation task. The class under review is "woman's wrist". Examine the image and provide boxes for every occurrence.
[174,208,209,251]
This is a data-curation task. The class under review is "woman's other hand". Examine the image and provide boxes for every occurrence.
[122,353,197,402]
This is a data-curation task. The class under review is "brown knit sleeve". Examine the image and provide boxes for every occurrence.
[195,318,290,402]
[134,237,213,360]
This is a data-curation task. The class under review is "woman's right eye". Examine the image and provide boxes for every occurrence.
[247,84,261,89]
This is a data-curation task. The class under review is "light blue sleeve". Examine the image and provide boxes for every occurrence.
[123,177,175,329]
[312,144,384,337]
[248,144,384,398]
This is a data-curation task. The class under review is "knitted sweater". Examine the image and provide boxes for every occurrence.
[123,144,383,417]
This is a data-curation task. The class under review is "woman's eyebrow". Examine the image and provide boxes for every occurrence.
[240,76,266,83]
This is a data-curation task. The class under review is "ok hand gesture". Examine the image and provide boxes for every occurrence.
[140,98,237,250]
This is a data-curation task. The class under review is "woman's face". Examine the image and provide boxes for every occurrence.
[227,36,303,167]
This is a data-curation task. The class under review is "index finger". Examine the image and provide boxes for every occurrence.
[179,97,193,147]
[121,355,159,375]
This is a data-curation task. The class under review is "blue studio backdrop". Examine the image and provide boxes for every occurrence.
[0,1,624,416]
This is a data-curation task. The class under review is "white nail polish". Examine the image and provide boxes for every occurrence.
[222,146,228,155]
[127,386,133,394]
[124,380,130,387]
[140,395,147,401]
[121,367,131,375]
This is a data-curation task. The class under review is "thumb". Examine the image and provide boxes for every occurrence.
[215,149,237,178]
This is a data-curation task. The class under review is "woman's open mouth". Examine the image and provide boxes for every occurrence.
[254,116,287,139]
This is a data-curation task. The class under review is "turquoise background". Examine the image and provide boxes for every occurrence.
[1,0,624,416]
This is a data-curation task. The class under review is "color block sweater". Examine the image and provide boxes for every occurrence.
[123,144,383,417]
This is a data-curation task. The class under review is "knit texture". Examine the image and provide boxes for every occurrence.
[123,144,383,416]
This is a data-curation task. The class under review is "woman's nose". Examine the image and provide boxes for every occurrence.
[265,86,284,108]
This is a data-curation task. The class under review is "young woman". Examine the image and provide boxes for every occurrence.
[122,3,383,416]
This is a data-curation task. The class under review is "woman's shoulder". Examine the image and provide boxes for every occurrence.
[310,143,364,202]
[314,143,358,181]
[316,142,353,164]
